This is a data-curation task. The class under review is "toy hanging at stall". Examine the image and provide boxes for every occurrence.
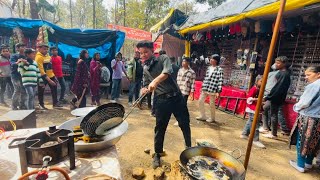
[9,27,25,52]
[36,25,55,47]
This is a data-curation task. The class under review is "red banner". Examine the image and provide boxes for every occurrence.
[107,24,152,41]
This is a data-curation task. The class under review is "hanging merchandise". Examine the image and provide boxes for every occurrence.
[254,21,261,33]
[235,23,242,36]
[241,26,248,38]
[260,20,273,34]
[249,51,258,69]
[229,24,236,35]
[236,49,243,67]
[36,25,55,47]
[9,37,15,53]
[13,27,24,44]
[242,49,250,70]
[206,31,212,40]
[223,26,229,37]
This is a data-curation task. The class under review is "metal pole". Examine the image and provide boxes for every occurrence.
[244,0,287,170]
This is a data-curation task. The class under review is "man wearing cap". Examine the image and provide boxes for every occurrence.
[35,43,62,109]
[10,43,28,110]
[196,54,223,123]
[137,40,191,169]
[110,52,128,103]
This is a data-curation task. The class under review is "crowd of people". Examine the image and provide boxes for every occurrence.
[1,40,320,173]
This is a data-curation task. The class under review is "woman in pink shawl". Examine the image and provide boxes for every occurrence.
[90,52,102,106]
[70,50,90,108]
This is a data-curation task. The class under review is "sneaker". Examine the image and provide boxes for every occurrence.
[240,135,249,139]
[110,100,116,103]
[290,160,305,173]
[305,163,312,170]
[174,122,179,126]
[262,133,277,139]
[196,116,207,121]
[38,104,48,110]
[259,127,269,134]
[253,141,266,148]
[128,102,133,107]
[206,118,215,123]
[153,153,161,169]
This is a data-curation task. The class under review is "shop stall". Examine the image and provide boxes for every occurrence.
[178,0,320,129]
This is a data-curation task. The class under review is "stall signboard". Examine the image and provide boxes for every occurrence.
[107,24,152,41]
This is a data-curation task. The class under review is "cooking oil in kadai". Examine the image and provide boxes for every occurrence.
[186,156,232,180]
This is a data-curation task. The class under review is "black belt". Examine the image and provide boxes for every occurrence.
[157,92,181,99]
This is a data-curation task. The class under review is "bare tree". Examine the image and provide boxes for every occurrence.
[29,0,39,19]
[93,0,96,28]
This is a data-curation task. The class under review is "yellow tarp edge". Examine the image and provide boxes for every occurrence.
[150,8,175,33]
[179,0,320,34]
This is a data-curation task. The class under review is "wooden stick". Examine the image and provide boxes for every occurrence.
[76,87,87,108]
[244,0,287,170]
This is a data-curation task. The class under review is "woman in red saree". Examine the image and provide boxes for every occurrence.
[90,52,102,106]
[70,50,89,108]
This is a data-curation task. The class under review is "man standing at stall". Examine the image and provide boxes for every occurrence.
[127,51,143,106]
[36,43,62,109]
[10,43,28,110]
[262,56,291,139]
[138,40,191,169]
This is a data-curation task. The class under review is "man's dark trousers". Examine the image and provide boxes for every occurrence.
[154,93,191,153]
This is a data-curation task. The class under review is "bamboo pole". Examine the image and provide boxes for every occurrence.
[244,0,287,170]
[185,40,190,57]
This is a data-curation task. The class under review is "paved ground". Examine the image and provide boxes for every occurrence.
[0,94,319,180]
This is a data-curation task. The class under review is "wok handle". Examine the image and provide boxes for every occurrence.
[231,148,242,159]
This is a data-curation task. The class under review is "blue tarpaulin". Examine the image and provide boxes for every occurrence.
[0,18,125,60]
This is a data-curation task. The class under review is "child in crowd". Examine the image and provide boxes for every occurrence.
[0,45,12,106]
[240,76,265,148]
[18,48,43,109]
[50,46,67,103]
[196,54,223,123]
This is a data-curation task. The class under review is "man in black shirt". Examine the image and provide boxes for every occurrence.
[10,43,27,110]
[170,57,179,81]
[138,40,191,169]
[263,56,291,139]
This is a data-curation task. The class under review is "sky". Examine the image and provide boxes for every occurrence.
[104,0,210,13]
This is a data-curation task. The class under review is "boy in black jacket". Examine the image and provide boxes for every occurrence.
[262,56,291,139]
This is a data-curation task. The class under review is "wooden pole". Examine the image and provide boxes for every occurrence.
[244,0,287,170]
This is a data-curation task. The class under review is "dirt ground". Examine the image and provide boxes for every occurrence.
[0,94,319,180]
